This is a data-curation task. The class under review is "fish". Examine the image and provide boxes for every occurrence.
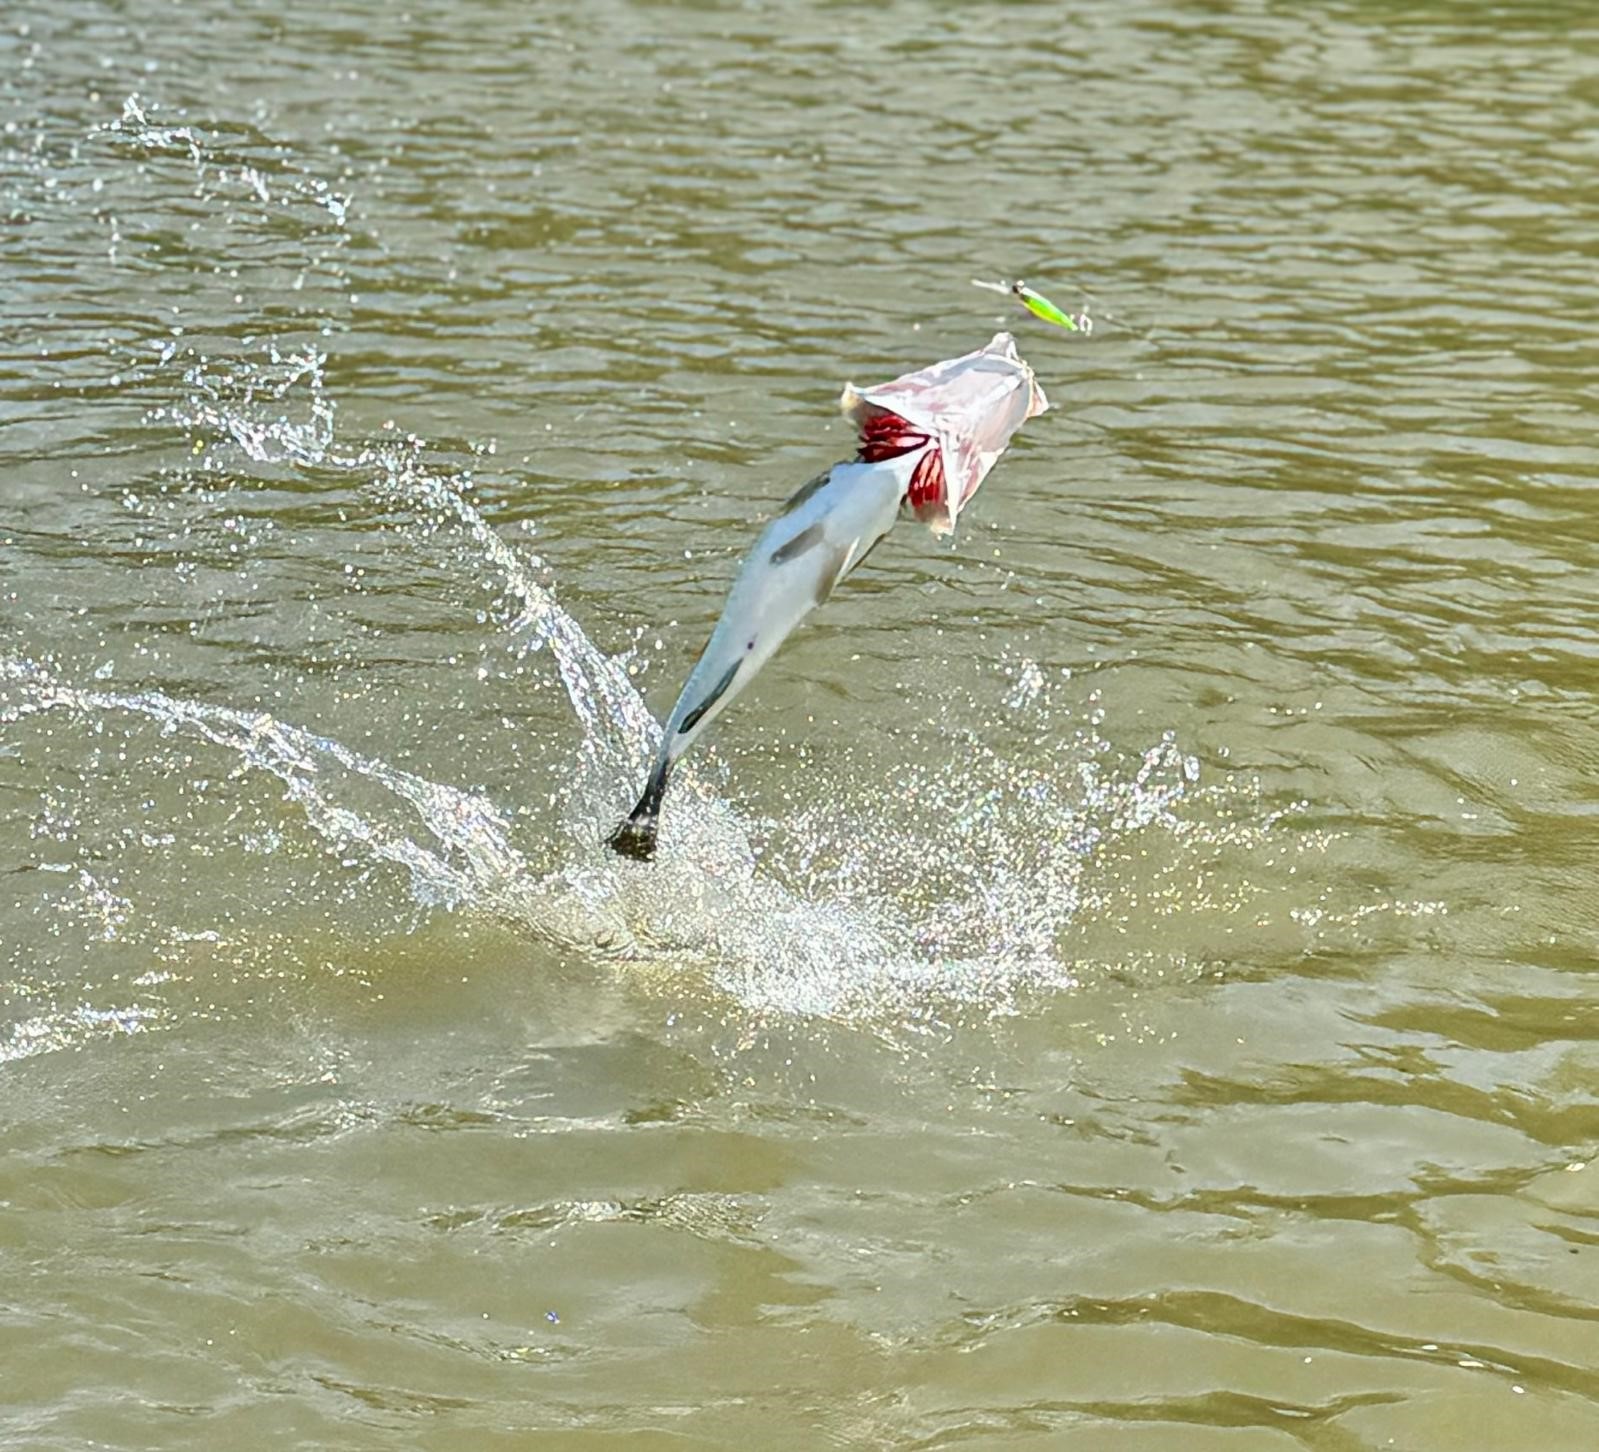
[608,332,1048,862]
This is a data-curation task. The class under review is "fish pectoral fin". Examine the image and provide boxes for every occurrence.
[844,530,885,581]
[769,520,825,565]
[813,541,854,606]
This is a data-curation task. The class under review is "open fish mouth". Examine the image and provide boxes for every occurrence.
[841,331,1048,536]
[854,408,948,524]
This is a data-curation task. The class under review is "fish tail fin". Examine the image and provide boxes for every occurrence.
[607,762,670,862]
[607,809,658,862]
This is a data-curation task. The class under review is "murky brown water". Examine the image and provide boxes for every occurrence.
[5,2,1599,1447]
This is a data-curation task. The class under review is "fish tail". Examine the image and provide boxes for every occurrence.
[607,809,658,862]
[607,761,671,861]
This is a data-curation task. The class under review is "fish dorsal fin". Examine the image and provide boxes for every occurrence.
[777,470,833,517]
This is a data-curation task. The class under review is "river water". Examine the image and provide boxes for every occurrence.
[4,2,1599,1447]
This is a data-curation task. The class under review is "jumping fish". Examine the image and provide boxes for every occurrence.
[608,332,1048,861]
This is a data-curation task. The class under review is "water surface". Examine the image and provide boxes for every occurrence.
[4,2,1599,1447]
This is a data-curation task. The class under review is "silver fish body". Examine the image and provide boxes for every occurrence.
[608,453,912,861]
[607,332,1049,862]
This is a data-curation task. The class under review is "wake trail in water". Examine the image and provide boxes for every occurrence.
[0,658,657,955]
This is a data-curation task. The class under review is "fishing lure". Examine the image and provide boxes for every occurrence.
[971,278,1091,334]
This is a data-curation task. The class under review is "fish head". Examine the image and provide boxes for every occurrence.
[841,332,1048,536]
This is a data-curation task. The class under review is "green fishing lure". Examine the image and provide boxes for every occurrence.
[972,278,1091,334]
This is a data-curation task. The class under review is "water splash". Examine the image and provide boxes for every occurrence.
[0,1001,165,1068]
[1,94,1310,1027]
[4,325,1300,1021]
[166,344,338,467]
[99,92,351,227]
